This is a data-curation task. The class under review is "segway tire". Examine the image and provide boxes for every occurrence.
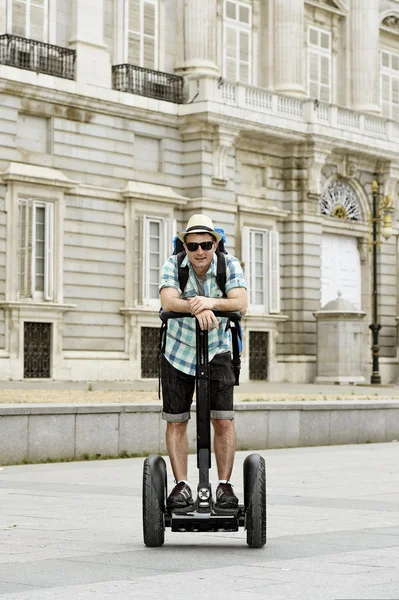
[244,454,267,549]
[142,456,165,547]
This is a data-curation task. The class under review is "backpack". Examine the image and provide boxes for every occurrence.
[159,227,242,387]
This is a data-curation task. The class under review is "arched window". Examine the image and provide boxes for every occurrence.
[320,181,362,221]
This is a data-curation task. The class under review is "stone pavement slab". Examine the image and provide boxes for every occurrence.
[0,443,399,599]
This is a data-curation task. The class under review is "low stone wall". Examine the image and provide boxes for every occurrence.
[1,401,399,465]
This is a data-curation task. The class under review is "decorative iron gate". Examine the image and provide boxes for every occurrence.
[24,322,52,378]
[249,331,268,380]
[141,327,159,378]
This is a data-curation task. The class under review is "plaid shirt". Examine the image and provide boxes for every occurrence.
[159,252,247,375]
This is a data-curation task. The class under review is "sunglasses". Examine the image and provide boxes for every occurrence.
[186,241,214,252]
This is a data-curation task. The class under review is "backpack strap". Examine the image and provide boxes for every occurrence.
[215,250,227,298]
[177,251,189,293]
[226,319,242,386]
[158,313,167,399]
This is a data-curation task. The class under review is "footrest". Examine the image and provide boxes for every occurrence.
[170,511,239,532]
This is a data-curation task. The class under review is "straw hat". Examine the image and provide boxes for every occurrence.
[177,214,222,243]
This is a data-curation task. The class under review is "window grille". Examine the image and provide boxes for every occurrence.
[24,321,51,378]
[249,331,268,380]
[141,327,159,378]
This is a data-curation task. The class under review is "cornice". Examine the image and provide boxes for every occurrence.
[0,163,78,189]
[305,0,347,17]
[122,181,188,205]
[0,74,179,128]
[0,302,77,312]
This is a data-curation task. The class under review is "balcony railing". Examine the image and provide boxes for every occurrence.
[0,34,75,80]
[112,64,184,104]
[222,81,399,143]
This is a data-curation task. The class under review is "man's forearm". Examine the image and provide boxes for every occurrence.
[212,296,247,314]
[162,297,191,313]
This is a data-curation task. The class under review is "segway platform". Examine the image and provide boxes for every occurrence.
[142,311,267,548]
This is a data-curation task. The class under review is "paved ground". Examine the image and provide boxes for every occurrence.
[1,380,399,404]
[1,443,399,599]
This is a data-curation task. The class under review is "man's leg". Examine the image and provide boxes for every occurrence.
[212,418,236,480]
[166,420,189,482]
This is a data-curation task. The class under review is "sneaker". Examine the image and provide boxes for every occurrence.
[167,482,194,511]
[215,483,239,510]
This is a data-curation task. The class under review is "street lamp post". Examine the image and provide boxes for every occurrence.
[369,180,394,384]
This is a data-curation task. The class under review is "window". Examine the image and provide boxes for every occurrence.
[18,198,54,301]
[134,215,175,306]
[381,50,399,120]
[10,0,48,41]
[307,26,331,102]
[223,0,252,84]
[124,0,158,69]
[242,227,280,314]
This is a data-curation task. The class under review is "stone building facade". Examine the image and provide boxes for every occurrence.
[0,0,398,382]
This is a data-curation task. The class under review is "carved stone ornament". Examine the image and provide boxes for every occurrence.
[320,180,362,221]
[382,16,399,31]
[212,127,239,186]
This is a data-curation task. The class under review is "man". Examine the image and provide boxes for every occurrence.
[159,214,248,512]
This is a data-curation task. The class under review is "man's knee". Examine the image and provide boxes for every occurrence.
[212,418,235,435]
[167,420,188,434]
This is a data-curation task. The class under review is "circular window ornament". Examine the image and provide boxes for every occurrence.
[320,181,362,221]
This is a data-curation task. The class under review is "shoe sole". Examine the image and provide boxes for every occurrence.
[168,503,195,514]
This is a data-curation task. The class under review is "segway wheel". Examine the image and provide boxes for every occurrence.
[142,456,166,547]
[244,454,267,549]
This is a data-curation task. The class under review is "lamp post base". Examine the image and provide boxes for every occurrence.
[370,372,381,384]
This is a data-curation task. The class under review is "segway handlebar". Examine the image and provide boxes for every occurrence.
[160,310,242,323]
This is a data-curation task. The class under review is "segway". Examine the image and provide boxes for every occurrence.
[142,311,266,548]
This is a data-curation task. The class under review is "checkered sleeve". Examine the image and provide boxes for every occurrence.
[224,254,247,293]
[159,256,179,291]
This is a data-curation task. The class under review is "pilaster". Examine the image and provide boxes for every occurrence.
[69,0,111,88]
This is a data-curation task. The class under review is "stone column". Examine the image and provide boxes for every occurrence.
[69,0,111,87]
[274,0,305,97]
[351,0,379,112]
[183,0,219,76]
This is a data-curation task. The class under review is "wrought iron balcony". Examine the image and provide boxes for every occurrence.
[112,64,184,104]
[0,34,76,80]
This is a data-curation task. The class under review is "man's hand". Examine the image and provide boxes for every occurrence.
[194,308,219,331]
[186,297,218,330]
[187,296,216,315]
